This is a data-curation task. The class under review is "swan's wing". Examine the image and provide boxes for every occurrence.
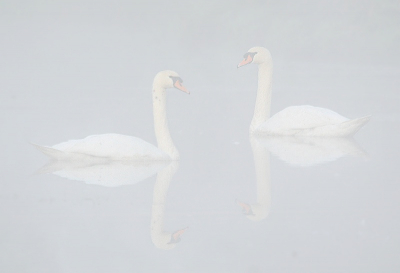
[260,105,349,133]
[52,134,168,160]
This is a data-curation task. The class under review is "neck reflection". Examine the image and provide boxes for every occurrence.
[238,135,368,221]
[150,161,187,250]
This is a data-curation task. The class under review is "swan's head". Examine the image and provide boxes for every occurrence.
[153,70,189,94]
[237,46,272,67]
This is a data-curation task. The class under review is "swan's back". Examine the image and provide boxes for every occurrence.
[51,134,169,160]
[263,105,348,130]
[257,105,371,136]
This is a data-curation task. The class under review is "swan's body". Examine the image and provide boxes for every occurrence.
[259,105,370,137]
[38,134,169,161]
[34,70,188,161]
[238,47,370,136]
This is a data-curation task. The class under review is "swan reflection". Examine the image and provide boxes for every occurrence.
[35,159,187,249]
[257,136,367,167]
[237,136,271,221]
[36,158,169,187]
[238,135,367,221]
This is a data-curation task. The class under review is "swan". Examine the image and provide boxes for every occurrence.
[33,70,188,162]
[237,47,370,136]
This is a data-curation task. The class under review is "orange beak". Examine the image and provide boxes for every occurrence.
[174,81,189,94]
[237,54,253,68]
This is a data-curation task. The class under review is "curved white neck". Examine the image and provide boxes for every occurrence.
[250,62,273,132]
[152,87,179,160]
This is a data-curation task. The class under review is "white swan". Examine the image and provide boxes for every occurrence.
[33,70,188,161]
[238,47,370,136]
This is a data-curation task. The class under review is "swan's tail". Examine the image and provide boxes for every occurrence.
[338,115,371,136]
[30,143,67,160]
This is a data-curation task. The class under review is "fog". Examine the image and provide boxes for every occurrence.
[1,0,399,272]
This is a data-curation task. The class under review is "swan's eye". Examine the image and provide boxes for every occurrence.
[243,52,257,59]
[169,76,183,84]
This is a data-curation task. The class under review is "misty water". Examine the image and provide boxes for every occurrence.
[1,1,400,272]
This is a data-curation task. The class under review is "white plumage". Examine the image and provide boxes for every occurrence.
[34,70,188,163]
[51,134,168,161]
[238,47,370,136]
[259,105,370,137]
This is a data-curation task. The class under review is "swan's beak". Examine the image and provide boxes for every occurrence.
[237,54,253,68]
[174,81,189,94]
[237,200,254,215]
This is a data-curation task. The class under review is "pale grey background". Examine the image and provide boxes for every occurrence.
[1,0,399,272]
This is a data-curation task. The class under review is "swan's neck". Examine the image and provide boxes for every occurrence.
[250,62,273,132]
[153,87,179,160]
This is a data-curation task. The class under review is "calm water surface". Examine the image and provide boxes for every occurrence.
[1,1,399,272]
[1,63,399,272]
